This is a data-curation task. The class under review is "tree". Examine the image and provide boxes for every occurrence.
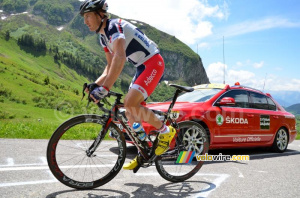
[5,31,10,41]
[44,76,50,85]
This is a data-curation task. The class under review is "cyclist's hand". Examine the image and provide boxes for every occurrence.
[85,83,99,94]
[90,86,109,102]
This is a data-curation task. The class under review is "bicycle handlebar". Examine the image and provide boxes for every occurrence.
[82,83,123,112]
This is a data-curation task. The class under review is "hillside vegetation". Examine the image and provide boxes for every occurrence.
[286,103,300,115]
[0,34,121,138]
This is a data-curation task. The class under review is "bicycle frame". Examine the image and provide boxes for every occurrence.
[83,83,192,163]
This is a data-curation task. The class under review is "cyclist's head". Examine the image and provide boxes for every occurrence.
[80,0,109,33]
[80,0,109,17]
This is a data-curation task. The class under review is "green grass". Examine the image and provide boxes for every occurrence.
[296,115,300,140]
[0,35,117,140]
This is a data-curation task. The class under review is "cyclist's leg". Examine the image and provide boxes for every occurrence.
[124,89,163,128]
[124,93,175,157]
[123,89,164,170]
[124,54,176,157]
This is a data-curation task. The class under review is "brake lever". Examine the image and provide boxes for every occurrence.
[82,83,87,101]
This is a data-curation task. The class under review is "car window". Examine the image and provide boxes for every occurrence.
[267,97,277,111]
[216,90,249,108]
[249,92,269,110]
[176,89,220,102]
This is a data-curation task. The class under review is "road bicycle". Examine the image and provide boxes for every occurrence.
[47,83,209,189]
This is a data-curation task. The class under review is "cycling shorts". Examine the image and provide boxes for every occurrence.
[129,54,165,100]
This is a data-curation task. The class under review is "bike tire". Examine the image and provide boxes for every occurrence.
[47,114,126,189]
[155,121,209,182]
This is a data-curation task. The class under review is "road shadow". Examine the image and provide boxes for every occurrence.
[125,181,215,198]
[46,180,215,198]
[46,189,130,198]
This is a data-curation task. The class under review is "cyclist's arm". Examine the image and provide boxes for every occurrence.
[95,52,113,86]
[102,38,126,89]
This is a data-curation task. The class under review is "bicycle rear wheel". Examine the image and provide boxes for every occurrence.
[155,121,209,182]
[47,115,126,189]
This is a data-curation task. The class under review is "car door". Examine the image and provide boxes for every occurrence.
[212,90,254,144]
[248,92,275,142]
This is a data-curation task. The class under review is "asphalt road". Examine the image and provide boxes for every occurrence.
[0,138,300,198]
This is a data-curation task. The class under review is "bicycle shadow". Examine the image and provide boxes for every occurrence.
[45,180,215,198]
[46,189,130,198]
[124,181,215,198]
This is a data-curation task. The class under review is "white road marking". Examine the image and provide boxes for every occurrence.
[136,172,230,198]
[194,173,230,198]
[0,180,57,188]
[0,162,46,167]
[40,157,47,164]
[0,166,50,171]
[7,158,14,166]
[0,164,116,172]
[46,170,56,180]
[233,167,244,178]
[0,170,230,196]
[257,170,268,173]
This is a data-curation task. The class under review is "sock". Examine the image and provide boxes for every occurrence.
[157,124,170,134]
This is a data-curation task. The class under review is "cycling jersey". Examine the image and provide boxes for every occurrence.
[99,18,160,67]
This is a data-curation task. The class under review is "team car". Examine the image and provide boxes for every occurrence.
[119,83,297,153]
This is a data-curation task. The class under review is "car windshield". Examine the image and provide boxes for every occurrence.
[176,89,221,102]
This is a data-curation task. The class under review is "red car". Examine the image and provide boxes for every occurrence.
[137,83,297,153]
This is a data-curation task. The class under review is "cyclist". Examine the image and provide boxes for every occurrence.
[80,0,176,170]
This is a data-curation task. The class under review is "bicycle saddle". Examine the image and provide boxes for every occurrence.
[169,84,194,92]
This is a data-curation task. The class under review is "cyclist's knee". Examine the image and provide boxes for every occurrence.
[124,94,142,109]
[124,100,138,114]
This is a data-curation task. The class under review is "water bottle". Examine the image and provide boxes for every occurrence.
[132,122,146,141]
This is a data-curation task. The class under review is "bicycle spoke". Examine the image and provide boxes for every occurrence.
[57,143,86,152]
[47,115,126,189]
[156,121,209,182]
[57,153,83,166]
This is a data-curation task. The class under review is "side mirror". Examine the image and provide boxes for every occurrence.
[216,97,235,106]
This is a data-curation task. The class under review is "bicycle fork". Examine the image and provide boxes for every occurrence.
[86,117,112,157]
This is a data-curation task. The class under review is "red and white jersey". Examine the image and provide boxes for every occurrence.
[100,18,160,67]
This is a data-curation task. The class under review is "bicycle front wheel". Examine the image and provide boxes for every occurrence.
[155,121,209,182]
[47,115,126,189]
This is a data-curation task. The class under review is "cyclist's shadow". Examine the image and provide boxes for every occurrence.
[46,181,215,198]
[125,181,215,198]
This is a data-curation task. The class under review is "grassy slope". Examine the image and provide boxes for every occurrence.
[296,116,300,140]
[0,36,118,139]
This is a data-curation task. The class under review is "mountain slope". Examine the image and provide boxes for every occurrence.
[286,103,300,115]
[0,0,210,139]
[0,34,125,138]
[0,0,209,86]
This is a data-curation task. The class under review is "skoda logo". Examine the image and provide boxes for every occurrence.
[216,114,224,126]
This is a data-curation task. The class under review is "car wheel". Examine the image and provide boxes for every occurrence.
[272,128,288,153]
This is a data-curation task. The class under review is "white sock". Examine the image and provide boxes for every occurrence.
[158,124,170,134]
